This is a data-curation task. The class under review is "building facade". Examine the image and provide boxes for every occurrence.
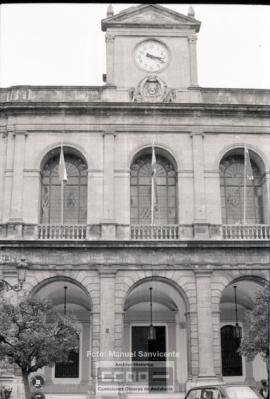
[0,4,269,399]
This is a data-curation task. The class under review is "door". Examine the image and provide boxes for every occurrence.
[132,326,167,391]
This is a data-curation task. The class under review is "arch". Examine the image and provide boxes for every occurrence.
[223,274,268,291]
[214,144,267,174]
[39,143,88,171]
[130,146,178,225]
[29,275,92,311]
[218,275,267,380]
[40,146,88,224]
[122,276,190,313]
[129,144,179,172]
[29,275,92,383]
[216,273,268,306]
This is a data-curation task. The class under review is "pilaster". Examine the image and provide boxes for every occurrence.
[191,131,208,238]
[195,270,217,383]
[105,32,116,85]
[9,132,27,222]
[102,131,116,239]
[188,34,198,87]
[0,130,7,222]
[263,171,270,224]
[99,269,116,360]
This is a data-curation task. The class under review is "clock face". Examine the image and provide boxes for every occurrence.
[134,40,169,73]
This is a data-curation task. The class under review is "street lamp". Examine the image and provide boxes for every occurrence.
[233,285,242,340]
[148,287,156,341]
[0,258,27,292]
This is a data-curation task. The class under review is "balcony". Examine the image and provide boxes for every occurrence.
[0,223,269,241]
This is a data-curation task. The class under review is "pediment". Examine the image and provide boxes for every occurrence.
[102,4,201,32]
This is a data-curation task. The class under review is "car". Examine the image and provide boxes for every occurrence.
[184,384,262,399]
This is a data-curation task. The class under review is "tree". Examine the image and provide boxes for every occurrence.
[0,295,79,399]
[240,285,269,362]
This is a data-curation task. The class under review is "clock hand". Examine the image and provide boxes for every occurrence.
[146,52,165,63]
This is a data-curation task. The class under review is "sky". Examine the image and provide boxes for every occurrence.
[0,3,270,89]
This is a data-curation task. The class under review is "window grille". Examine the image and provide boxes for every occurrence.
[55,349,79,378]
[41,151,87,224]
[130,153,177,225]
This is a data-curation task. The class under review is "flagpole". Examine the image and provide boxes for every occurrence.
[243,145,247,224]
[151,143,155,226]
[61,110,65,225]
[151,173,154,226]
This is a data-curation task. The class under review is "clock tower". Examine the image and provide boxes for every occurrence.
[101,4,201,99]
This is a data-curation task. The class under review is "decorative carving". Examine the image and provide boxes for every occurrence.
[130,75,175,103]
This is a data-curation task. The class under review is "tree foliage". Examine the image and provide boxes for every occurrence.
[240,285,269,361]
[0,295,79,399]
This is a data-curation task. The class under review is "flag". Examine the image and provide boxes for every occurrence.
[245,147,254,181]
[151,145,158,209]
[59,146,67,183]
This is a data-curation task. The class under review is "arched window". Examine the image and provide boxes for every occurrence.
[130,151,177,225]
[219,153,263,224]
[41,148,87,224]
[221,325,242,376]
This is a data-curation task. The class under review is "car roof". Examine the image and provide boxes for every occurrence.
[188,384,253,389]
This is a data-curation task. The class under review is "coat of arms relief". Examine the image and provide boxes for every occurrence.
[129,75,176,103]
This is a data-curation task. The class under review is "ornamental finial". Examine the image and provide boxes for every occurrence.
[107,4,114,17]
[188,6,195,17]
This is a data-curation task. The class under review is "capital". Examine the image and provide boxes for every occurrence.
[105,33,115,43]
[190,131,205,138]
[188,34,197,44]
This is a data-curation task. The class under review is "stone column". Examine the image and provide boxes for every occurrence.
[188,34,198,87]
[105,33,115,85]
[191,132,209,238]
[102,132,116,239]
[8,132,27,238]
[195,270,217,383]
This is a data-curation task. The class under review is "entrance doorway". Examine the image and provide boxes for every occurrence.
[132,326,167,391]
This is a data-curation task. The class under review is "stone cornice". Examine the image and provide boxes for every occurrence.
[1,102,270,118]
[0,239,269,249]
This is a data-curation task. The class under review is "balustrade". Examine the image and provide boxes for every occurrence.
[38,224,87,240]
[222,224,270,240]
[130,224,180,240]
